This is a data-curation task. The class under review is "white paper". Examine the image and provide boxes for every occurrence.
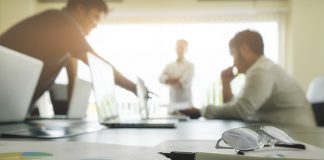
[0,140,165,160]
[155,140,324,160]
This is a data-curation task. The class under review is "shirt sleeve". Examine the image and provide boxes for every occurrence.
[179,63,194,89]
[59,14,93,64]
[159,64,170,83]
[66,29,92,63]
[203,68,275,121]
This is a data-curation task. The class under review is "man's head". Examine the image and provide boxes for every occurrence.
[176,39,188,60]
[65,0,109,35]
[229,29,264,73]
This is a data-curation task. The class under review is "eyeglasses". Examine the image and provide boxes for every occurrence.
[215,126,306,155]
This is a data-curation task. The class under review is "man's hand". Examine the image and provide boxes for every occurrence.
[146,89,159,100]
[179,107,201,119]
[221,66,237,84]
[166,77,181,88]
[221,66,237,103]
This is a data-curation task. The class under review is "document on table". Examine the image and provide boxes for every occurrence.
[155,140,324,160]
[0,140,165,160]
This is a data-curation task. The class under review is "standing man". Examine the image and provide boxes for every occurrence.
[0,0,137,114]
[159,39,194,113]
[181,30,315,126]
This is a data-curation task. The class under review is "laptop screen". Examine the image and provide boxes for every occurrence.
[87,53,118,122]
[0,45,43,123]
[136,77,149,119]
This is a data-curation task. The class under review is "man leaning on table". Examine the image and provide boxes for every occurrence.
[0,0,139,115]
[181,29,316,127]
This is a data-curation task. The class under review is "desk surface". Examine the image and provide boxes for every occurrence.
[71,120,324,149]
[1,119,324,149]
[66,119,247,146]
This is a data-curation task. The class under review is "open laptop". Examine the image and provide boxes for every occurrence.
[0,45,43,123]
[136,77,189,121]
[0,45,101,138]
[67,78,92,119]
[87,53,177,128]
[48,78,92,119]
[39,59,92,119]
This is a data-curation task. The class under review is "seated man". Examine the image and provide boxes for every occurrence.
[181,29,315,127]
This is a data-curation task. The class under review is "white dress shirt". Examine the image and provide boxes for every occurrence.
[203,56,316,127]
[160,59,194,110]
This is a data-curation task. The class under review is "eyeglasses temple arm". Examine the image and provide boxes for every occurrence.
[215,138,233,149]
[273,143,306,150]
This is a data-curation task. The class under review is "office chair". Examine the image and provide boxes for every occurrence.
[307,75,324,126]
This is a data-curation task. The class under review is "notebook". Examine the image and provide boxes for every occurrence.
[87,53,177,128]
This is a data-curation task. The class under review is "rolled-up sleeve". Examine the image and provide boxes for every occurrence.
[179,63,194,89]
[203,102,240,119]
[159,65,170,83]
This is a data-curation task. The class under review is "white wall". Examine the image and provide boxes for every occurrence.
[287,0,324,90]
[0,0,35,33]
[102,0,288,23]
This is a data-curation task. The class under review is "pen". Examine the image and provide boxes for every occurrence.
[159,151,195,160]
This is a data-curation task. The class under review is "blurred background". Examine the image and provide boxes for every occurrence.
[1,0,323,117]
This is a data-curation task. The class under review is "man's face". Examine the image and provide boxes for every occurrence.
[230,47,245,73]
[176,42,187,59]
[79,8,105,35]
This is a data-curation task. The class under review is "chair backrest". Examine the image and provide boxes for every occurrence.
[307,76,324,104]
[307,75,324,126]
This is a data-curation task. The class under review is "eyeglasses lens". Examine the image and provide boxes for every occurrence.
[262,126,295,144]
[222,128,261,151]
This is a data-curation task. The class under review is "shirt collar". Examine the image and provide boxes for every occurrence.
[246,55,267,75]
[176,58,187,64]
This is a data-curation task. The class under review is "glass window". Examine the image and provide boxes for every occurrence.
[86,21,279,108]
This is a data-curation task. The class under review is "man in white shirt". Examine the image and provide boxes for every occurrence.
[159,39,194,113]
[181,30,316,126]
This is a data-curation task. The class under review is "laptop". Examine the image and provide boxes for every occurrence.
[67,78,92,119]
[136,77,189,121]
[0,45,101,138]
[48,78,92,119]
[0,45,43,123]
[87,53,177,128]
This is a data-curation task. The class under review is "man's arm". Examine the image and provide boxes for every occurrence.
[113,68,137,95]
[221,66,236,103]
[165,77,181,86]
[160,64,194,88]
[91,52,137,95]
[159,65,180,87]
[66,57,78,100]
[181,68,275,120]
[66,24,137,96]
[68,48,137,97]
[178,63,194,89]
[159,65,170,84]
[204,69,275,120]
